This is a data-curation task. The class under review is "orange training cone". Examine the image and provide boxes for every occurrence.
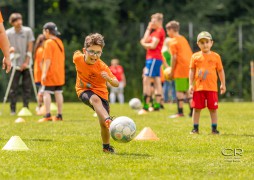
[134,127,159,141]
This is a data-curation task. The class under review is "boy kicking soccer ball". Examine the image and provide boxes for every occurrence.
[73,33,119,153]
[189,31,226,134]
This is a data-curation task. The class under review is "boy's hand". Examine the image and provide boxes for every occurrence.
[101,71,110,81]
[189,85,194,95]
[220,84,226,94]
[2,57,11,73]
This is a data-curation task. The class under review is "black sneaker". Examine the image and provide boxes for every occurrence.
[103,145,115,154]
[212,129,220,135]
[190,129,199,134]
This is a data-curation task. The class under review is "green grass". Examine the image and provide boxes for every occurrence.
[0,102,253,179]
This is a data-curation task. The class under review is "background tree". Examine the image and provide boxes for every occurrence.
[1,0,254,101]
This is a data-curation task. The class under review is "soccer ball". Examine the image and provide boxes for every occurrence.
[163,67,172,81]
[110,116,136,143]
[129,98,142,109]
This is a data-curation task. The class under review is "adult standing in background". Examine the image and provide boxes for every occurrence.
[6,13,35,115]
[0,11,11,73]
[139,13,166,115]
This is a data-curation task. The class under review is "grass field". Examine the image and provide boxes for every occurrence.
[0,102,253,179]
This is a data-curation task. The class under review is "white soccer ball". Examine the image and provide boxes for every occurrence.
[129,98,142,109]
[110,116,136,143]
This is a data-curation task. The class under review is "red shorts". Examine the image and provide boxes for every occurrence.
[192,91,218,109]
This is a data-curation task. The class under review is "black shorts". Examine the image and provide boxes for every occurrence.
[42,85,63,94]
[79,90,110,113]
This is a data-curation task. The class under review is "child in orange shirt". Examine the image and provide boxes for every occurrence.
[73,33,119,153]
[189,31,226,134]
[38,22,65,122]
[166,20,193,118]
[33,34,45,111]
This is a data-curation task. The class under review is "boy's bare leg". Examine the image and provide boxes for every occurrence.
[90,94,110,144]
[193,108,201,124]
[154,77,162,105]
[43,92,51,115]
[55,91,63,115]
[209,109,217,124]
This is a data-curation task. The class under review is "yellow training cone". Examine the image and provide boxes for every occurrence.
[134,127,159,141]
[17,107,32,116]
[2,136,29,151]
[15,117,25,123]
[50,103,57,111]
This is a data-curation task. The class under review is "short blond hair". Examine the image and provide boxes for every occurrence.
[151,13,163,21]
[166,20,180,32]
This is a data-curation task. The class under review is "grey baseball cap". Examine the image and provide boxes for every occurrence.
[43,22,60,35]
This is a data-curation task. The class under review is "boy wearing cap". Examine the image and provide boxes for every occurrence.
[6,13,35,115]
[189,31,226,134]
[0,11,11,73]
[38,22,65,122]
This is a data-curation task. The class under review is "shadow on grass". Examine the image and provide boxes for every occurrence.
[221,134,254,137]
[116,152,151,157]
[63,120,87,123]
[24,138,53,142]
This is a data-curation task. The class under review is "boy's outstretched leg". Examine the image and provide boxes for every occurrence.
[90,94,115,153]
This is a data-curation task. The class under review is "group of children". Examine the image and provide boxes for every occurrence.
[139,13,226,136]
[1,10,226,154]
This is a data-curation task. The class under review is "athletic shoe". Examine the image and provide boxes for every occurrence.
[38,116,52,122]
[212,129,220,135]
[103,145,115,154]
[105,117,113,129]
[53,116,63,122]
[169,113,184,118]
[138,109,148,115]
[190,129,199,134]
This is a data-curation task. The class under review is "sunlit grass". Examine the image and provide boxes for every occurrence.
[0,102,253,179]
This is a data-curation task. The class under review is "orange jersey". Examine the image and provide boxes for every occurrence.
[42,37,65,86]
[190,51,223,92]
[34,46,43,83]
[0,12,3,23]
[169,35,193,78]
[73,51,116,100]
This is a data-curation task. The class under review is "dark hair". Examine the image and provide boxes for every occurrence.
[9,13,22,24]
[84,33,105,49]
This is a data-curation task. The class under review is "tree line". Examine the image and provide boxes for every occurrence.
[1,0,254,101]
